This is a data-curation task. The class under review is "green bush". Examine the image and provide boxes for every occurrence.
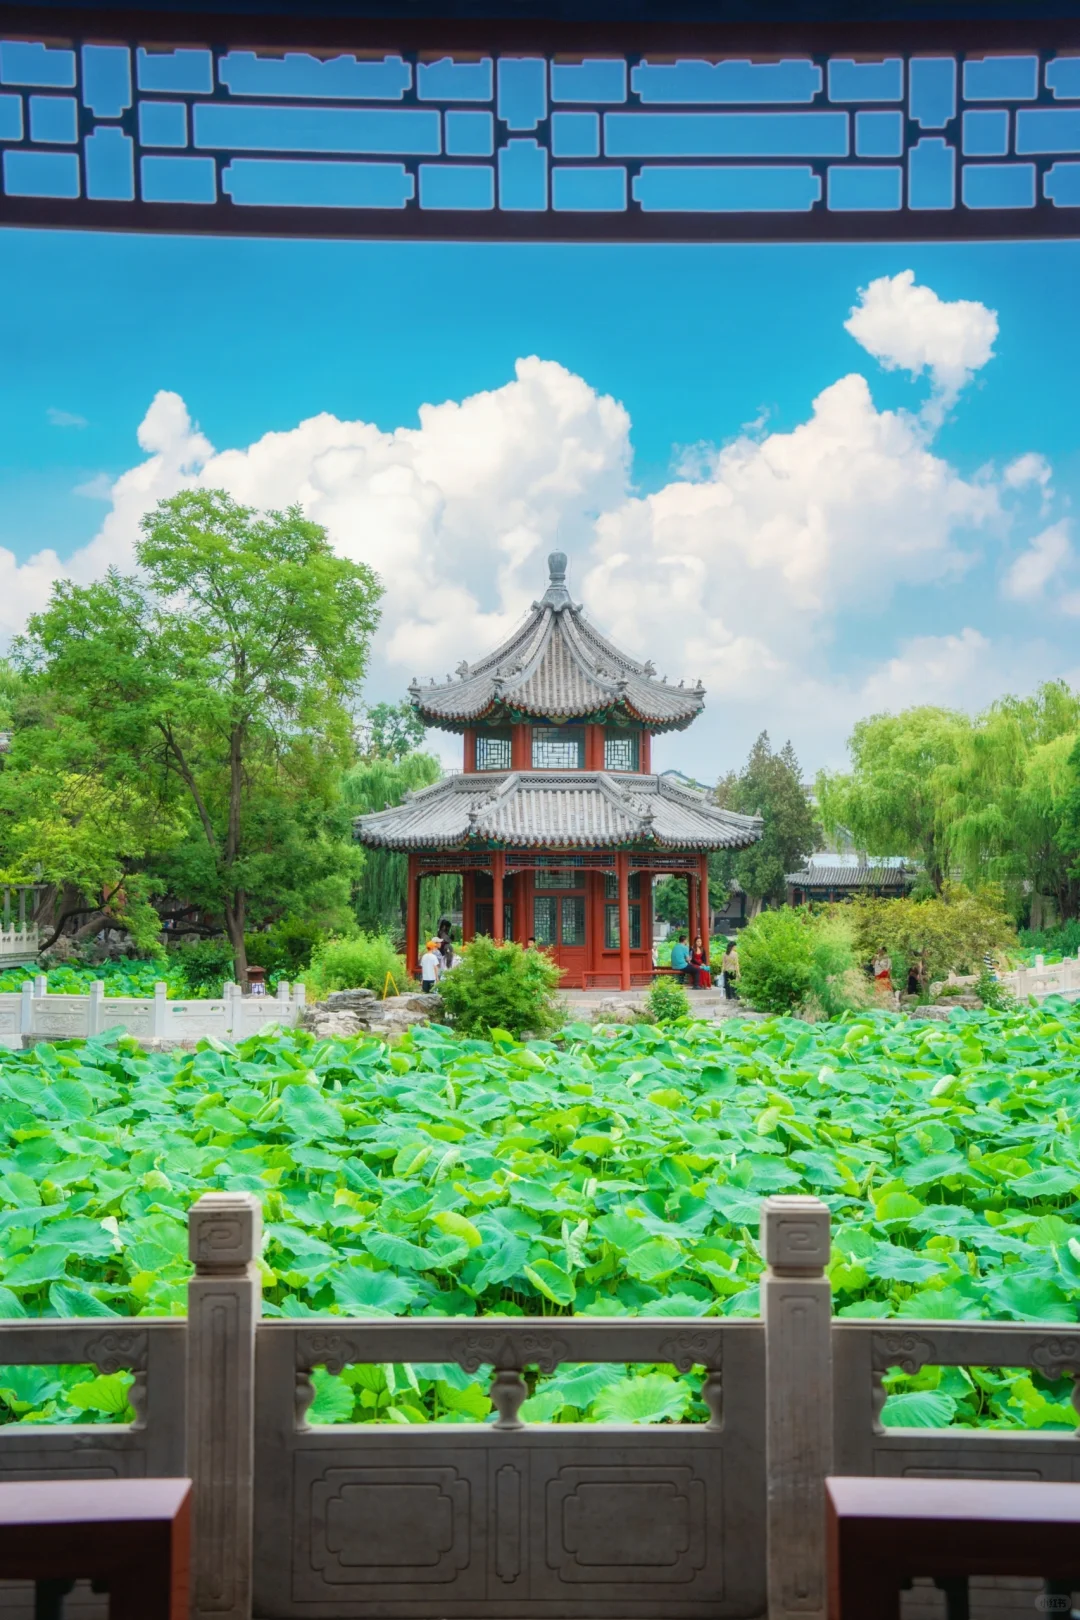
[1018,919,1080,961]
[436,936,562,1038]
[647,978,691,1023]
[245,916,325,980]
[305,933,408,999]
[173,938,235,998]
[805,912,872,1020]
[736,908,814,1014]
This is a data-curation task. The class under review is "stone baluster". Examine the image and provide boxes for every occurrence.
[761,1194,833,1620]
[88,979,104,1038]
[187,1191,262,1620]
[153,980,168,1039]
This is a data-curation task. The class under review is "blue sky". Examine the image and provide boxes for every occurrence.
[1,227,1078,777]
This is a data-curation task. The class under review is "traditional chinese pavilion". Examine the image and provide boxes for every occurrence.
[354,554,762,989]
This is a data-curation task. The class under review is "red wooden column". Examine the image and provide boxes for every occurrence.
[492,851,505,942]
[699,853,712,966]
[640,731,652,773]
[688,869,699,947]
[511,724,530,770]
[463,729,476,772]
[405,854,420,975]
[617,850,631,990]
[462,871,475,942]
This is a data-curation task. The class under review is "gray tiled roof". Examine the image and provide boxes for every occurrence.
[785,864,918,889]
[355,771,762,852]
[409,552,704,733]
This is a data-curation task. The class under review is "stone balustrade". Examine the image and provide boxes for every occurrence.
[2,1194,1076,1620]
[0,977,305,1048]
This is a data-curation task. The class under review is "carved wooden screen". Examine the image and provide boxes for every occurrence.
[0,7,1077,241]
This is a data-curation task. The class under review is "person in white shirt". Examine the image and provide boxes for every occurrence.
[419,943,441,993]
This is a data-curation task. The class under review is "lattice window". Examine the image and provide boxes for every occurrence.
[475,731,512,771]
[475,903,513,938]
[533,895,557,944]
[535,868,582,890]
[561,896,586,944]
[531,726,585,768]
[605,904,641,949]
[604,729,640,771]
[604,872,641,900]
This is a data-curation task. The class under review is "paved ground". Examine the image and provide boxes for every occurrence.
[560,988,764,1022]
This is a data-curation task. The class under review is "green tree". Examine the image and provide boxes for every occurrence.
[15,490,380,981]
[714,733,819,911]
[342,750,459,937]
[356,701,427,761]
[816,707,969,890]
[935,683,1080,922]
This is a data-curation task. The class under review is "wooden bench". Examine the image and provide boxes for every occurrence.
[0,1479,191,1620]
[826,1476,1080,1620]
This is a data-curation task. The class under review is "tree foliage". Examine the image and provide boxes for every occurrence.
[847,887,1015,989]
[12,491,380,976]
[714,732,819,908]
[816,707,969,890]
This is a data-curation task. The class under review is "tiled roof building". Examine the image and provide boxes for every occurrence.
[355,553,762,988]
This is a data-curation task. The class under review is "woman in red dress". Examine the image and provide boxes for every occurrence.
[690,935,710,989]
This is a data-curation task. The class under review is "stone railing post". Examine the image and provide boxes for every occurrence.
[153,981,168,1039]
[19,979,32,1039]
[761,1194,833,1620]
[187,1191,261,1620]
[88,979,104,1038]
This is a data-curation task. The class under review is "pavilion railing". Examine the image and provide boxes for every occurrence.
[0,1193,1077,1620]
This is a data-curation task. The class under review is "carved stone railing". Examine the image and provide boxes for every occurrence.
[0,977,305,1048]
[2,1192,1077,1620]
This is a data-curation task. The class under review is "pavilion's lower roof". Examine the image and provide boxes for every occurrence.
[354,771,763,852]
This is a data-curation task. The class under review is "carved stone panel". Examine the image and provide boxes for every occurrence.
[291,1452,484,1603]
[545,1467,707,1585]
[528,1444,725,1605]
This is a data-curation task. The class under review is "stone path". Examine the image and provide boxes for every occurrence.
[560,988,765,1023]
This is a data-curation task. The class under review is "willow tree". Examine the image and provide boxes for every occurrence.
[935,683,1080,923]
[343,750,460,939]
[816,707,969,889]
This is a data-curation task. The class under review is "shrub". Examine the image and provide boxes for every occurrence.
[975,971,1017,1012]
[436,937,562,1038]
[805,912,873,1020]
[245,916,325,980]
[305,933,408,999]
[736,908,814,1014]
[1018,919,1080,961]
[848,886,1015,991]
[647,978,690,1023]
[173,937,235,997]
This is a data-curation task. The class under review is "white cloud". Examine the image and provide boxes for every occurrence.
[1001,520,1072,602]
[73,473,115,501]
[47,407,87,429]
[844,269,998,412]
[1004,452,1053,495]
[0,280,1065,775]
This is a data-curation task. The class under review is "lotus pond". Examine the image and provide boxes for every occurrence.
[2,1002,1080,1430]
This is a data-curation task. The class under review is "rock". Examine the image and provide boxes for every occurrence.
[590,997,646,1025]
[301,1009,365,1037]
[325,988,378,1011]
[910,999,983,1020]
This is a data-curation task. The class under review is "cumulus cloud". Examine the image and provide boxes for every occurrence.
[1002,520,1072,603]
[0,278,1063,771]
[844,269,998,414]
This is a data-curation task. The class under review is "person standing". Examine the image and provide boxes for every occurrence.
[420,939,442,994]
[722,938,740,1000]
[690,935,709,989]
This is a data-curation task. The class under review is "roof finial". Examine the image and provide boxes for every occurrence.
[540,550,573,610]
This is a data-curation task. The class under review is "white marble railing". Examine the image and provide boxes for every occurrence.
[1002,951,1080,1002]
[0,975,304,1047]
[0,925,38,963]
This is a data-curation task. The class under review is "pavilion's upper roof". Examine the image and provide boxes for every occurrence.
[354,770,761,852]
[409,552,705,734]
